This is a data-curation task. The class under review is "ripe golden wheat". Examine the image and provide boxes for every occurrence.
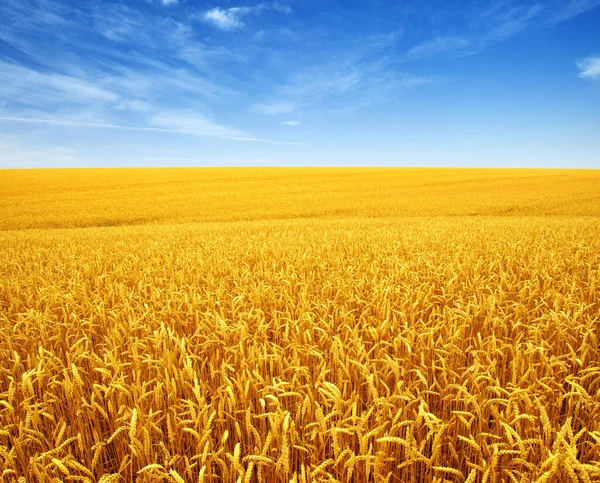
[1,168,599,482]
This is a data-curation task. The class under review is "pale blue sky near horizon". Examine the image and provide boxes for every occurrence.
[1,0,599,168]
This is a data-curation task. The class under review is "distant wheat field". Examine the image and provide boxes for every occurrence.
[1,168,599,483]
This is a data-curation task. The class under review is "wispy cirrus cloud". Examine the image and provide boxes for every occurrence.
[247,29,418,116]
[549,0,600,23]
[0,60,119,107]
[201,3,292,31]
[404,37,470,61]
[282,121,300,126]
[479,2,544,43]
[0,56,233,120]
[252,55,437,117]
[0,0,73,31]
[0,26,311,150]
[0,0,272,144]
[0,116,305,144]
[400,1,600,61]
[577,56,600,80]
[252,71,436,116]
[91,2,191,45]
[148,110,246,138]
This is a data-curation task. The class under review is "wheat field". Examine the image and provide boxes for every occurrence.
[1,168,600,483]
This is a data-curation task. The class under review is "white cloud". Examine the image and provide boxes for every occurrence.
[251,44,438,116]
[201,3,292,30]
[0,0,72,32]
[148,110,246,138]
[271,3,292,14]
[162,0,178,5]
[0,116,305,145]
[402,2,600,62]
[0,116,206,133]
[282,121,300,125]
[203,7,248,30]
[0,60,119,106]
[404,37,470,61]
[577,56,600,80]
[393,74,438,89]
[278,63,434,106]
[0,58,233,119]
[148,111,306,143]
[283,70,362,98]
[550,0,600,23]
[480,3,544,43]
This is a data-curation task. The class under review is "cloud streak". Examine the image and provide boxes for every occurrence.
[252,59,437,116]
[550,0,600,23]
[201,3,292,30]
[0,117,306,144]
[577,56,600,80]
[404,37,470,61]
[0,60,119,107]
[400,1,600,61]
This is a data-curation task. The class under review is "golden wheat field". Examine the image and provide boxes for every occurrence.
[1,168,600,483]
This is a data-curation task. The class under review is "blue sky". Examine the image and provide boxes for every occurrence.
[0,0,599,168]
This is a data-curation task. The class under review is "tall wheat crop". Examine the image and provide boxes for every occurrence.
[1,168,599,482]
